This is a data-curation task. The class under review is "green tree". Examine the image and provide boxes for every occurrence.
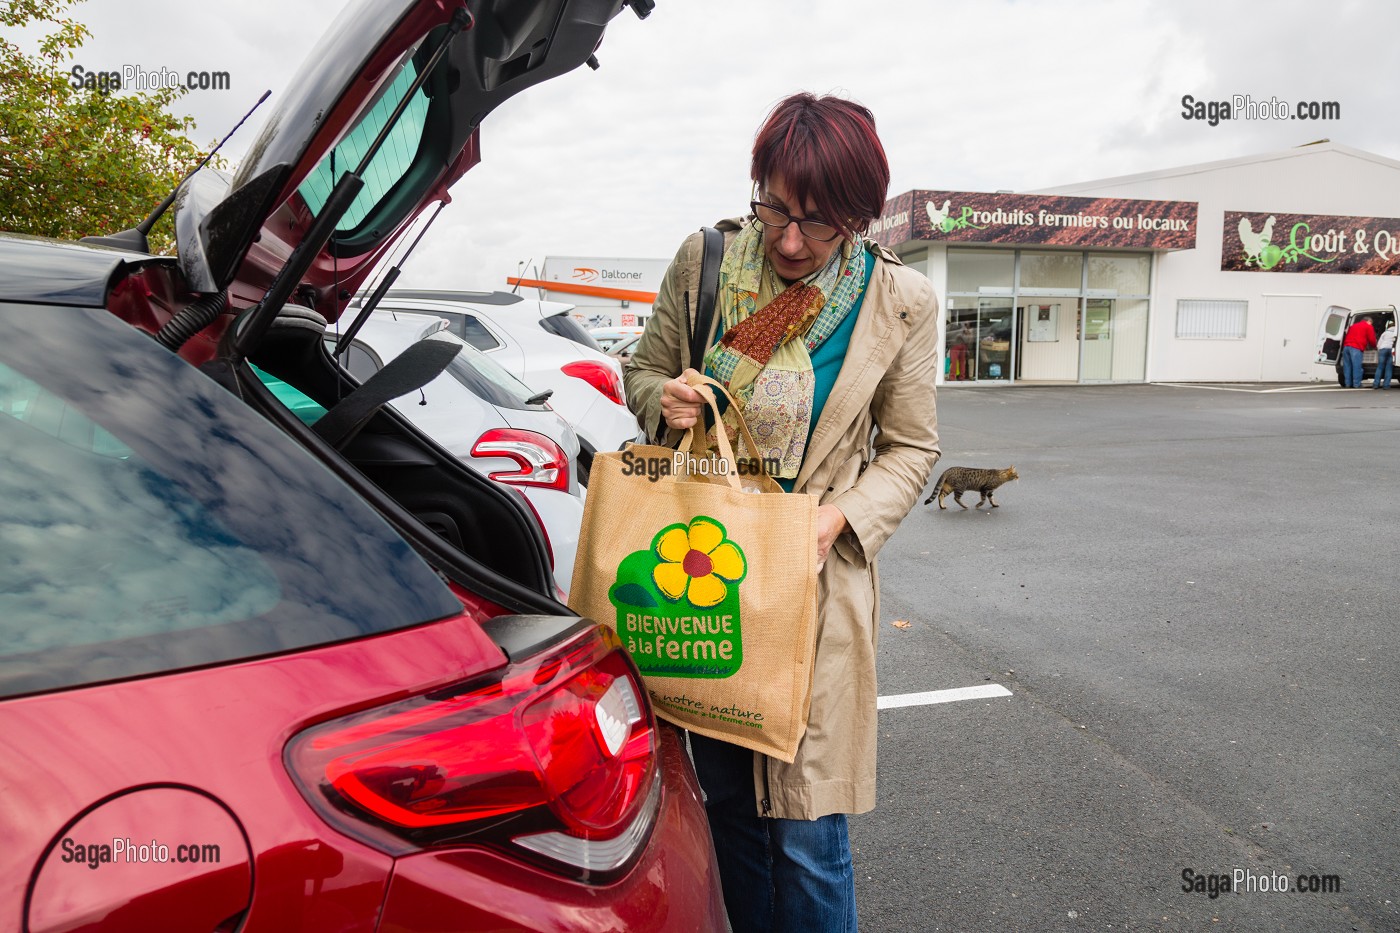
[0,0,213,252]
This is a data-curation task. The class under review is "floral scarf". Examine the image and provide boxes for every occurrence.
[701,220,869,479]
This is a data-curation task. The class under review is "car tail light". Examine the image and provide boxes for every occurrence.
[471,428,569,492]
[561,360,625,406]
[286,625,660,881]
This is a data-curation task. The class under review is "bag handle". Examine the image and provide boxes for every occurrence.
[684,372,765,466]
[678,406,742,490]
[675,372,770,491]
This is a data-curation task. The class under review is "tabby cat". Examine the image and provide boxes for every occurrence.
[924,465,1019,510]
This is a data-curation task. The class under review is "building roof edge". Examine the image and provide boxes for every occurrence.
[1028,141,1400,195]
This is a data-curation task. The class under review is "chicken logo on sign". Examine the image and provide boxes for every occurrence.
[573,267,600,283]
[926,199,951,230]
[926,199,985,234]
[1238,215,1279,268]
[1228,213,1342,272]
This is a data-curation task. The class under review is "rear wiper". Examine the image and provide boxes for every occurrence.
[232,5,474,359]
[526,390,553,406]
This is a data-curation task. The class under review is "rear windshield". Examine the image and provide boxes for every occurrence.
[0,303,462,699]
[443,341,549,411]
[540,312,600,351]
[297,56,429,233]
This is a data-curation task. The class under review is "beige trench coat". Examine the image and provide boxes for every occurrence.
[623,219,941,819]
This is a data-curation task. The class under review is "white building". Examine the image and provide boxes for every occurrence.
[874,141,1400,384]
[511,256,666,329]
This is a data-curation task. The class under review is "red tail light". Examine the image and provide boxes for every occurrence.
[561,360,624,406]
[286,625,659,881]
[471,427,570,492]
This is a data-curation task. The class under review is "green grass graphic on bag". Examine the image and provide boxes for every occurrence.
[608,516,747,678]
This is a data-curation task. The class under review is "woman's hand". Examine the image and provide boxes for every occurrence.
[660,368,706,430]
[816,503,848,573]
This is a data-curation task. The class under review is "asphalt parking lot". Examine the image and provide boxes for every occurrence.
[851,383,1399,932]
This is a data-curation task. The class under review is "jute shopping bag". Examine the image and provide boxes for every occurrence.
[569,375,819,762]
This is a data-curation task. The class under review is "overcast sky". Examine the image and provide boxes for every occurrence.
[21,0,1400,293]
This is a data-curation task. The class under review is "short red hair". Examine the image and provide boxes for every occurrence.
[751,93,890,237]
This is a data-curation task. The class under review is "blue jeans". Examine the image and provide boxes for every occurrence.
[689,732,857,933]
[1375,348,1393,388]
[1343,345,1364,387]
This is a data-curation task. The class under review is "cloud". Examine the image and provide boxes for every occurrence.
[25,0,1400,296]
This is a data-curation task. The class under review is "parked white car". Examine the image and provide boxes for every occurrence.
[606,331,644,366]
[351,290,640,483]
[589,326,645,352]
[326,312,583,594]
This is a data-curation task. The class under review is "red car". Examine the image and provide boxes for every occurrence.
[0,0,724,929]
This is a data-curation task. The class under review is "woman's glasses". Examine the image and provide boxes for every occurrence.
[750,200,841,242]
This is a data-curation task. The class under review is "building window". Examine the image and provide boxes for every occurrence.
[1087,253,1150,296]
[1019,251,1083,292]
[1176,299,1247,339]
[947,249,1014,294]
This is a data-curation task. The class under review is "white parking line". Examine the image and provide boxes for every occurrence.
[877,684,1012,710]
[1152,382,1343,394]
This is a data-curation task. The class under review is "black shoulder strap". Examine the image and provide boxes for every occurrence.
[687,225,724,372]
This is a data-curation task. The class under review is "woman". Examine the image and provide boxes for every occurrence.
[624,92,941,933]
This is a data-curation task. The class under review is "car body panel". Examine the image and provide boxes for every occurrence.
[27,787,255,932]
[0,233,168,307]
[4,610,512,932]
[517,487,583,595]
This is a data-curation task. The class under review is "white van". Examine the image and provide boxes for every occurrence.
[1316,304,1398,385]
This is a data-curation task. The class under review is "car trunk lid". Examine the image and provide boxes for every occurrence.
[174,0,643,332]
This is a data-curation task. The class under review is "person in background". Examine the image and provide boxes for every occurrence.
[1342,316,1377,388]
[624,92,941,933]
[949,321,973,380]
[1374,319,1396,389]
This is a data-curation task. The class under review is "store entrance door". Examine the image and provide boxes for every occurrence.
[976,299,1014,382]
[946,297,1014,382]
[1081,299,1113,381]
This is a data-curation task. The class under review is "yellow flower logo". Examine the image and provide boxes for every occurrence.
[652,517,747,608]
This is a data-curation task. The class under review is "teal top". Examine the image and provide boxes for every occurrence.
[704,248,875,492]
[780,250,874,491]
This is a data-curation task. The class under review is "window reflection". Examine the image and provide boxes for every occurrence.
[0,306,459,697]
[0,370,282,653]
